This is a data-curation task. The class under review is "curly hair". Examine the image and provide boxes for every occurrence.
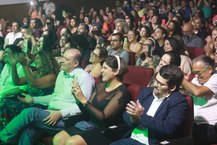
[35,51,59,77]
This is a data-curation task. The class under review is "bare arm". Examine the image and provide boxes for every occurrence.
[89,63,102,78]
[22,65,56,88]
[73,84,130,121]
[11,64,27,85]
[182,79,214,97]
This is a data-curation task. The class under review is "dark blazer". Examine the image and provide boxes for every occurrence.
[124,87,189,145]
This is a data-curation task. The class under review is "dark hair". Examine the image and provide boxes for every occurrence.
[11,20,20,29]
[36,51,60,77]
[193,55,215,71]
[163,51,181,66]
[71,33,89,54]
[97,47,108,65]
[13,38,24,46]
[128,29,140,42]
[41,30,54,52]
[166,37,186,55]
[169,20,183,36]
[0,37,4,50]
[79,23,89,33]
[159,64,184,91]
[5,45,22,54]
[105,55,128,81]
[111,32,124,42]
[156,26,168,38]
[140,26,151,37]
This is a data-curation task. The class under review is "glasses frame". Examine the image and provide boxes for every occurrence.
[154,78,168,88]
[192,67,208,77]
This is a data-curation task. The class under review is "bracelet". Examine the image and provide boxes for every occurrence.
[82,101,89,107]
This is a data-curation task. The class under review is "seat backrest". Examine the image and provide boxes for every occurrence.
[123,66,154,87]
[128,84,142,101]
[184,95,194,136]
[128,52,136,66]
[188,47,205,60]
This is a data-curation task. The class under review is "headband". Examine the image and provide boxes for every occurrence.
[147,37,156,47]
[115,55,121,70]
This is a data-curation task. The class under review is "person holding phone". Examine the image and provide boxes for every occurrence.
[136,37,160,71]
[53,55,131,145]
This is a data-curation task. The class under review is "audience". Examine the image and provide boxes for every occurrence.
[182,55,217,145]
[0,49,95,145]
[164,37,192,76]
[108,33,129,64]
[84,46,108,78]
[53,55,131,145]
[0,51,59,128]
[0,45,27,99]
[136,37,160,71]
[182,22,204,48]
[111,65,188,145]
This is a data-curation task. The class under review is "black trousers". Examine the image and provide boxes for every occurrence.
[193,123,217,145]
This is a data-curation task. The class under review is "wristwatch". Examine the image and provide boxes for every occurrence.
[82,101,89,107]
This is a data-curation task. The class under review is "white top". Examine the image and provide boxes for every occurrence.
[33,68,95,118]
[5,32,22,45]
[191,74,217,125]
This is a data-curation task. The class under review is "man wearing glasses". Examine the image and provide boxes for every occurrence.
[108,33,129,64]
[182,55,217,145]
[111,65,188,145]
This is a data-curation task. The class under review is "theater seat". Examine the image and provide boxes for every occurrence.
[188,47,205,60]
[184,95,194,136]
[123,66,154,87]
[128,84,142,101]
[128,52,136,66]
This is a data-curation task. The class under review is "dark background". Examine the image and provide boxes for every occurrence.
[0,0,115,21]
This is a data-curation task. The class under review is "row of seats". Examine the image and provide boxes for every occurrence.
[40,65,194,144]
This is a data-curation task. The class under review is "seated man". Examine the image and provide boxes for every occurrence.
[108,33,129,64]
[182,55,217,145]
[111,64,188,145]
[0,49,95,145]
[0,45,27,99]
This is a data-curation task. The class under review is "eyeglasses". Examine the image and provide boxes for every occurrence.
[91,51,99,57]
[154,78,168,87]
[110,39,120,42]
[192,67,208,77]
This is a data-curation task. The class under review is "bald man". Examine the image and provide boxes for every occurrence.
[182,23,204,48]
[0,49,95,145]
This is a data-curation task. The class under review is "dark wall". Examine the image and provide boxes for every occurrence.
[0,0,115,21]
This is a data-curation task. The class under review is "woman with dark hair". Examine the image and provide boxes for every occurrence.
[68,17,78,34]
[136,37,160,71]
[139,26,151,44]
[167,20,186,49]
[84,47,108,78]
[31,30,54,54]
[53,55,131,145]
[148,51,181,87]
[164,37,192,76]
[0,50,59,127]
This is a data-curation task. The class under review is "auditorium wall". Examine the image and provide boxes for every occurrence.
[0,0,115,21]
